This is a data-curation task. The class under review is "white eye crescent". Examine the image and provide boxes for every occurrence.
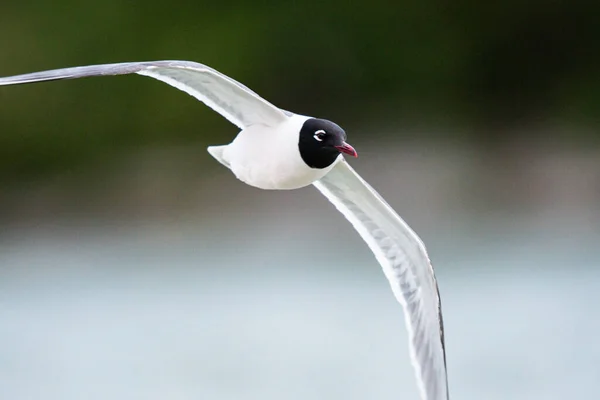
[314,129,326,141]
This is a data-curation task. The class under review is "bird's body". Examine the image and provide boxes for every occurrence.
[0,60,449,400]
[213,114,338,190]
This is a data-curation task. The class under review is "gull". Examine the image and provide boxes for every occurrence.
[0,60,449,400]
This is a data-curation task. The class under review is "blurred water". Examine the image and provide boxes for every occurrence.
[1,220,599,400]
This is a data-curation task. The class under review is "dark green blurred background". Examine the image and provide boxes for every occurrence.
[1,0,598,185]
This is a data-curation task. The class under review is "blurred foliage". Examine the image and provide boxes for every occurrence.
[0,0,599,182]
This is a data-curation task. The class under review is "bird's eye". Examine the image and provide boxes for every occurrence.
[313,130,326,142]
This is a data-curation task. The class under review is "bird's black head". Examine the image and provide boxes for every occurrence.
[298,118,357,169]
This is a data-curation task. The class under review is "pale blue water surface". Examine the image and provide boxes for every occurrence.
[1,214,599,400]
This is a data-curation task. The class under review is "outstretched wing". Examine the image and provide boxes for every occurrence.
[314,160,449,400]
[0,60,288,129]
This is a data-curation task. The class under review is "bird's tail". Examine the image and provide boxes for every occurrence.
[207,145,231,169]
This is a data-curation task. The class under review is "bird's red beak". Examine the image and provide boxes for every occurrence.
[335,142,358,158]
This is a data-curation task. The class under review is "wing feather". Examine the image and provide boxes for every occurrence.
[314,160,449,400]
[0,60,287,128]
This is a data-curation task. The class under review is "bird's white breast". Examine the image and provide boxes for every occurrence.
[222,114,339,190]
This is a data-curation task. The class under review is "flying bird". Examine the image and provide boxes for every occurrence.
[0,61,449,400]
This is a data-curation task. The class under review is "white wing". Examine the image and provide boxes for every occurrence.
[314,160,449,400]
[0,60,288,129]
